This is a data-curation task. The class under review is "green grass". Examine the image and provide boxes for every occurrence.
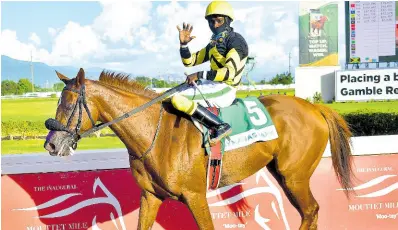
[237,89,295,98]
[1,90,295,123]
[3,91,397,124]
[326,101,398,114]
[2,92,398,155]
[2,98,58,122]
[1,136,125,154]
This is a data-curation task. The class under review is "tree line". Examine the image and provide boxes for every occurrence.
[259,72,294,85]
[1,79,65,96]
[1,73,293,96]
[123,73,293,87]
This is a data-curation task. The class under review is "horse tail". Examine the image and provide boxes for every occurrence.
[315,104,356,198]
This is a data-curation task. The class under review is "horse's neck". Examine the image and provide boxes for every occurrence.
[91,84,161,156]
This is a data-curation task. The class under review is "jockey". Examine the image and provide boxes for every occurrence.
[172,0,249,146]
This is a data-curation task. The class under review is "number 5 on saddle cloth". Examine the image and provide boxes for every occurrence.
[173,80,279,191]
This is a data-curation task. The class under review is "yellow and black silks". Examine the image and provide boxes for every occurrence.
[180,28,248,87]
[172,28,249,114]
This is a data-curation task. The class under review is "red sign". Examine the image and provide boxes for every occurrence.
[2,154,398,229]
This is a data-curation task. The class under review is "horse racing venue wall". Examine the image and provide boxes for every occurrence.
[2,135,398,230]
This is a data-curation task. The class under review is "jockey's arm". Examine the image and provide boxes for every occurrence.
[180,44,211,67]
[199,35,248,86]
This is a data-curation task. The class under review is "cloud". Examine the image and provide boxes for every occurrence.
[49,21,106,66]
[292,46,299,64]
[48,27,58,37]
[249,40,288,64]
[1,1,302,81]
[92,0,152,45]
[98,48,145,62]
[235,6,267,40]
[29,33,41,46]
[229,3,298,71]
[137,27,161,53]
[154,1,211,52]
[1,30,50,62]
[272,16,298,45]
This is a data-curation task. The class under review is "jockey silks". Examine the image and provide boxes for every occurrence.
[180,27,249,87]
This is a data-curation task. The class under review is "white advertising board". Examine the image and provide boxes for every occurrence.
[335,68,398,101]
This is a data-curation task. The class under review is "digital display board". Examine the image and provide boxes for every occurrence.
[346,1,398,63]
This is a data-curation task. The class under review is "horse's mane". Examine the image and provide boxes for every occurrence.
[98,70,159,98]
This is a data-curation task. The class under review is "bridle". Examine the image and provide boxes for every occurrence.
[45,80,186,160]
[46,83,96,147]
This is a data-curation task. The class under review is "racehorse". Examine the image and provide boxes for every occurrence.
[310,15,328,36]
[44,68,355,230]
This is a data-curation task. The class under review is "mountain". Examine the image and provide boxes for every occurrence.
[0,56,132,87]
[1,55,186,87]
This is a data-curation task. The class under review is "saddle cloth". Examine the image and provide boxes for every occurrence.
[191,96,279,191]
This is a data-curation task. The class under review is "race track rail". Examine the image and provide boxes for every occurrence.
[2,135,398,175]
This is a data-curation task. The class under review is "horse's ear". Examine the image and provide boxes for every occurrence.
[55,70,70,84]
[76,68,85,87]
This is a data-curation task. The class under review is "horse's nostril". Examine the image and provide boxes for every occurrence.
[49,143,55,151]
[45,141,56,153]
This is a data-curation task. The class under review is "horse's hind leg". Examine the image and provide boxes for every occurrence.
[267,160,320,230]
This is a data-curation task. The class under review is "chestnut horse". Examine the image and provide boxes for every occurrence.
[44,68,355,230]
[310,15,328,36]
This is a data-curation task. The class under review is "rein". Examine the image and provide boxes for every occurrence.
[45,82,187,160]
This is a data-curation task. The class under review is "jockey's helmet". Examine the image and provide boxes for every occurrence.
[205,1,234,21]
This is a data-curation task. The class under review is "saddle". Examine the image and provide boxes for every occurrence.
[191,96,279,191]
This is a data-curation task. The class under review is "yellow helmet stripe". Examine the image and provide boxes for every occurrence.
[205,1,234,20]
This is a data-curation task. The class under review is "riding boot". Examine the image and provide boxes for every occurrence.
[191,104,232,146]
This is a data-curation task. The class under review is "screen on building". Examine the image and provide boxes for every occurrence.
[346,1,398,64]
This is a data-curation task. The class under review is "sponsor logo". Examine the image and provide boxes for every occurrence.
[224,126,278,151]
[207,169,291,230]
[13,178,126,230]
[337,169,398,221]
[337,174,398,198]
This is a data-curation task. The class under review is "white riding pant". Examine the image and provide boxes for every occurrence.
[177,79,236,108]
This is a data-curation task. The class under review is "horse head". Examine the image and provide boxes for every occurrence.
[320,15,328,23]
[44,68,99,157]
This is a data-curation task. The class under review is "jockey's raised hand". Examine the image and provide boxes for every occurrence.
[172,1,244,147]
[177,22,196,45]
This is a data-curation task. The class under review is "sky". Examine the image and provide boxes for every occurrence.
[0,0,347,82]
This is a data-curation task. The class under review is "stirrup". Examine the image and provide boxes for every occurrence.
[209,124,232,147]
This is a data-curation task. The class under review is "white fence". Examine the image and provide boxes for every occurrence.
[1,91,62,99]
[152,84,295,93]
[236,84,295,91]
[2,134,397,175]
[1,85,296,99]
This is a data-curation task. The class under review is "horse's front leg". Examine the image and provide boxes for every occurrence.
[182,191,215,230]
[137,190,163,230]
